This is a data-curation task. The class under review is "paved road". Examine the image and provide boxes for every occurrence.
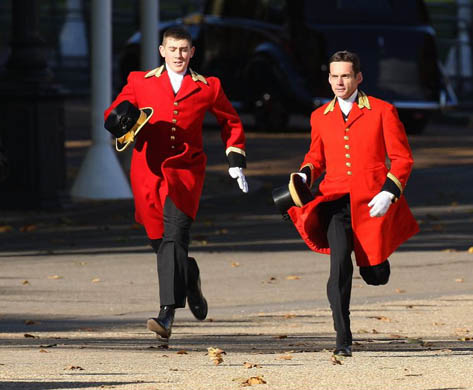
[1,106,473,389]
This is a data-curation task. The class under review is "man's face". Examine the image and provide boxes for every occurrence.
[159,37,195,73]
[328,61,363,99]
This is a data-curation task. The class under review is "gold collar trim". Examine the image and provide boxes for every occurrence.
[190,68,208,85]
[144,65,165,78]
[144,66,208,85]
[357,90,371,110]
[323,90,371,115]
[323,97,337,115]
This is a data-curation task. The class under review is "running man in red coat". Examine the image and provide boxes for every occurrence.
[104,27,247,339]
[288,51,418,356]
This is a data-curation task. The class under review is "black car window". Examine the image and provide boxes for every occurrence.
[304,0,428,25]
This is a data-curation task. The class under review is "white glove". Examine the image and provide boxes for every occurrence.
[228,167,248,193]
[294,172,307,183]
[368,191,394,217]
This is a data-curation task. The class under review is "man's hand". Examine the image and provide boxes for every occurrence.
[228,167,248,193]
[368,191,394,217]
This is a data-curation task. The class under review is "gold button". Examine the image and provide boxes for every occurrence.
[171,145,175,149]
[347,171,352,175]
[173,110,178,115]
[345,128,350,132]
[171,127,176,131]
[346,162,351,167]
[344,145,350,150]
[344,135,349,140]
[345,153,350,158]
[172,118,177,124]
[170,135,175,140]
[174,102,178,106]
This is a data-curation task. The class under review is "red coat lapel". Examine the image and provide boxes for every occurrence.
[176,74,201,101]
[345,103,364,128]
[152,71,175,103]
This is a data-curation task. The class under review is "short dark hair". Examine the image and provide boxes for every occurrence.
[162,26,192,46]
[329,51,361,74]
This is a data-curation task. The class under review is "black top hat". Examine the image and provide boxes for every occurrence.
[272,173,314,217]
[104,100,153,151]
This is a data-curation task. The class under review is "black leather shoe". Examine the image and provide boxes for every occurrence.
[187,257,208,321]
[147,305,175,339]
[333,345,352,357]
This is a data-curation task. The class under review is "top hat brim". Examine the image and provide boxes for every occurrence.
[115,107,154,152]
[272,173,314,216]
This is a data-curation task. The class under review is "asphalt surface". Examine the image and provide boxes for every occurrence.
[1,100,473,389]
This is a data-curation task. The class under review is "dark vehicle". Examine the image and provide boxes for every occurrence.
[119,0,456,133]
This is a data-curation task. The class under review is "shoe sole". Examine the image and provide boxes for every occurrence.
[147,318,170,339]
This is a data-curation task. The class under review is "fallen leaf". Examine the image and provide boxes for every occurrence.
[243,362,262,369]
[273,335,288,339]
[207,347,226,365]
[39,349,48,353]
[176,350,188,355]
[468,246,473,254]
[25,320,39,325]
[285,275,301,280]
[442,248,456,253]
[169,368,179,371]
[65,366,84,371]
[283,314,296,319]
[91,278,101,283]
[389,334,402,339]
[458,336,472,341]
[395,288,406,294]
[331,355,343,365]
[455,278,464,283]
[369,316,391,322]
[432,322,445,326]
[231,261,240,267]
[278,354,293,360]
[371,329,379,334]
[0,225,13,233]
[242,376,267,386]
[48,275,63,280]
[24,333,38,339]
[22,280,30,285]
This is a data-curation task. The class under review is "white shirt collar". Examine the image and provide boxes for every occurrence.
[166,65,187,94]
[337,89,358,117]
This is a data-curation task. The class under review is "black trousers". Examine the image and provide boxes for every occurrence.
[150,197,195,308]
[320,195,353,348]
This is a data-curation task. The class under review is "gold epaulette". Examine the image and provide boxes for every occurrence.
[190,68,208,85]
[144,65,165,78]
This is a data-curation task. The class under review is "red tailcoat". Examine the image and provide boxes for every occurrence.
[288,93,419,266]
[104,66,246,239]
